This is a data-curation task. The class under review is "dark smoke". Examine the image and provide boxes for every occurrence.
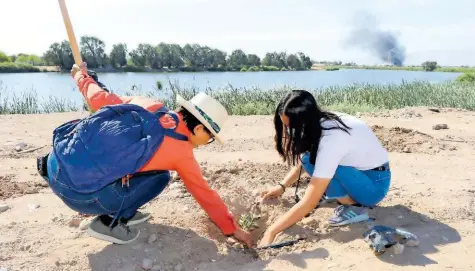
[344,12,406,66]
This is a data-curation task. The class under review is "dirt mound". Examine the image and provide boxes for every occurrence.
[175,163,345,259]
[0,174,48,200]
[371,125,455,154]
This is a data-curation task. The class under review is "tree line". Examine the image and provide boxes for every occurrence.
[19,36,312,71]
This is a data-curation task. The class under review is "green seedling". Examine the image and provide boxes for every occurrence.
[238,213,260,231]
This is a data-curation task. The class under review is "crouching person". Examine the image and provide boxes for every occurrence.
[36,63,252,247]
[259,90,391,246]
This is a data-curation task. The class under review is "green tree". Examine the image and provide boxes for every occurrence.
[261,53,272,66]
[229,49,248,69]
[129,46,147,67]
[59,41,75,68]
[182,44,202,67]
[298,52,312,69]
[109,43,128,68]
[15,54,44,66]
[80,36,107,68]
[43,41,75,68]
[43,44,61,66]
[147,45,161,69]
[168,44,184,68]
[210,49,227,68]
[422,61,437,72]
[286,54,302,69]
[197,46,213,68]
[262,52,286,68]
[129,43,160,68]
[0,51,11,63]
[156,43,172,68]
[247,54,261,67]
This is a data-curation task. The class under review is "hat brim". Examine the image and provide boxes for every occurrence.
[176,94,224,144]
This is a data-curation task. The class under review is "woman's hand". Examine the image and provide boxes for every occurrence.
[260,185,285,201]
[259,230,277,247]
[232,227,253,248]
[259,177,331,245]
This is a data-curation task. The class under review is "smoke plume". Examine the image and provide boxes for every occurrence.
[344,12,406,66]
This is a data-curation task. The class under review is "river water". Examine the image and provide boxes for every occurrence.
[0,69,460,105]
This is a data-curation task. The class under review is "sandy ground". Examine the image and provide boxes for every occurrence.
[1,107,475,271]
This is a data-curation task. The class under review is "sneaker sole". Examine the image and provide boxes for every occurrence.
[87,227,141,245]
[126,213,152,226]
[329,213,370,227]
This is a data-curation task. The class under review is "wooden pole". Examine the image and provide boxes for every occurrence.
[58,0,82,65]
[58,0,94,113]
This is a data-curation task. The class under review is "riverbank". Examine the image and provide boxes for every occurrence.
[0,65,312,74]
[326,65,475,73]
[3,63,474,74]
[1,80,474,115]
[0,63,41,73]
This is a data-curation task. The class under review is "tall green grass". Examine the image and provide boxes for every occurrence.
[437,67,475,73]
[0,82,78,114]
[1,80,474,116]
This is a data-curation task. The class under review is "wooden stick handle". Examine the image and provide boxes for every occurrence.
[58,0,82,65]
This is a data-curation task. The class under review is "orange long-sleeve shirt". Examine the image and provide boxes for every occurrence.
[74,72,236,235]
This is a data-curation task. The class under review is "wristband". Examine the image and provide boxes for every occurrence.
[278,183,286,192]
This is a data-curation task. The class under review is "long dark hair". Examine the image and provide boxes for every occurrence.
[274,90,351,166]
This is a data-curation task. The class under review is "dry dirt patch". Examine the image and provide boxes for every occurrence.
[371,125,455,154]
[0,174,47,200]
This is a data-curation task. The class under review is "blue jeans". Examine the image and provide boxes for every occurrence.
[46,151,170,220]
[301,153,391,207]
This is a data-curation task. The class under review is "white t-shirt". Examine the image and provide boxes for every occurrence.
[312,112,389,179]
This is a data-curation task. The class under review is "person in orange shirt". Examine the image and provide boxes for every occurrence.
[37,63,252,247]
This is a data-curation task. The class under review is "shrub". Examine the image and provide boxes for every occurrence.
[261,66,279,71]
[456,73,475,83]
[0,51,11,63]
[0,63,40,73]
[122,65,147,72]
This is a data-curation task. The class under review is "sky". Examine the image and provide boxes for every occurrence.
[1,0,474,66]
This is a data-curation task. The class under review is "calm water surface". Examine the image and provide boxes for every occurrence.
[0,69,461,105]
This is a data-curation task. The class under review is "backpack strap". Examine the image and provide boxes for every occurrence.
[164,129,188,141]
[155,106,189,142]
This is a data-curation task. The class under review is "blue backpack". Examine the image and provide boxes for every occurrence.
[51,104,188,193]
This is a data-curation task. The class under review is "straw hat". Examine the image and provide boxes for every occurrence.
[176,92,229,144]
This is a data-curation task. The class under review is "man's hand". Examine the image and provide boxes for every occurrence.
[71,62,87,79]
[260,185,285,201]
[232,227,253,248]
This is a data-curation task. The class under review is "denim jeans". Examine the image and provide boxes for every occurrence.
[301,153,391,207]
[46,151,170,220]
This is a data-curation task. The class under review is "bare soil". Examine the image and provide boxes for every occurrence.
[1,107,475,271]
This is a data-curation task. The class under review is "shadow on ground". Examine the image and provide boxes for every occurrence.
[244,247,329,271]
[88,223,222,271]
[316,204,461,267]
[87,204,460,270]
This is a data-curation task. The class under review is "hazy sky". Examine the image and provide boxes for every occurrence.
[1,0,474,65]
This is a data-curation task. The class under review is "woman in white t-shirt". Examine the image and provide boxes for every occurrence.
[259,90,391,246]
